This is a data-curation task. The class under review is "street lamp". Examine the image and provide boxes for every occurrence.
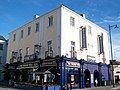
[109,24,119,87]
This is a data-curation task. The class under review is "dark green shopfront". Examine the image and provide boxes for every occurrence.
[4,57,111,90]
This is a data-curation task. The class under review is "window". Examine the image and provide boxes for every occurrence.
[88,25,92,35]
[13,34,16,41]
[36,23,39,32]
[71,41,76,58]
[98,33,104,54]
[28,27,31,35]
[48,16,53,26]
[47,40,52,56]
[48,41,52,51]
[26,47,30,55]
[0,44,3,50]
[12,51,18,59]
[81,27,87,48]
[19,49,22,56]
[70,16,75,26]
[21,30,24,38]
[88,44,93,56]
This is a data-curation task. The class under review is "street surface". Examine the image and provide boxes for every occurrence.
[73,85,120,90]
[0,85,22,90]
[0,83,120,90]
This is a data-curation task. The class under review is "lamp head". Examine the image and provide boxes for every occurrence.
[114,25,119,28]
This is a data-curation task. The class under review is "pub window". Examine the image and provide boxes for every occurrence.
[0,44,3,50]
[13,34,16,41]
[21,30,24,38]
[81,27,87,48]
[28,26,31,36]
[48,16,53,26]
[36,22,39,32]
[26,47,30,55]
[70,16,75,26]
[98,33,104,54]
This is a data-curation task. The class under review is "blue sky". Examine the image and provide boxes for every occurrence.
[0,0,120,60]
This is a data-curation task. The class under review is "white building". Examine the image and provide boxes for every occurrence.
[7,5,109,64]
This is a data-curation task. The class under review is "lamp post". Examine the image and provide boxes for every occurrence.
[109,24,118,87]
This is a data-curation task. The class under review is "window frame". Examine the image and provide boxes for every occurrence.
[28,26,31,36]
[21,30,24,39]
[0,44,3,50]
[48,16,53,27]
[70,16,75,26]
[13,34,16,41]
[36,22,39,32]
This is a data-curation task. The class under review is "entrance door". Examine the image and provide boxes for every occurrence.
[115,75,119,84]
[67,74,79,89]
[84,69,90,87]
[94,70,99,87]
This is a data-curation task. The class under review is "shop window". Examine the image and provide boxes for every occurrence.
[0,44,3,50]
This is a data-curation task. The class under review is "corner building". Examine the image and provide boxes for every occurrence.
[6,5,111,89]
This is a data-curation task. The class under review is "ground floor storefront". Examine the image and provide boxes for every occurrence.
[4,57,111,90]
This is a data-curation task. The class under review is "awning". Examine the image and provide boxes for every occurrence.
[34,67,53,75]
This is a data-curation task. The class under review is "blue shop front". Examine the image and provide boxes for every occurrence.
[6,56,111,90]
[60,57,111,89]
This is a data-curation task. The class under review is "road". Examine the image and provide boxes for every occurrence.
[0,83,120,90]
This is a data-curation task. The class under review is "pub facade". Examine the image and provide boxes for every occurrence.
[6,5,110,89]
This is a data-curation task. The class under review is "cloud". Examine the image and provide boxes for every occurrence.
[95,15,120,24]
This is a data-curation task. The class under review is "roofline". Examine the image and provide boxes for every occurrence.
[9,5,63,34]
[9,5,107,34]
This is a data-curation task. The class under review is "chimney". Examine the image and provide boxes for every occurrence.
[33,15,39,19]
[80,14,85,18]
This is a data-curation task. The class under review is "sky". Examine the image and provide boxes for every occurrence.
[0,0,120,61]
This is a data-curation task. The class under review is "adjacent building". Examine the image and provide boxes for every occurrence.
[6,5,110,89]
[0,35,7,81]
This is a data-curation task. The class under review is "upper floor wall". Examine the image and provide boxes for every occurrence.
[60,6,109,64]
[6,5,109,64]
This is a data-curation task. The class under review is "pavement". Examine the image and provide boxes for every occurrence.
[0,82,120,90]
[73,85,120,90]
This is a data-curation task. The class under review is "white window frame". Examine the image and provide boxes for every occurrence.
[70,16,75,26]
[48,16,53,26]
